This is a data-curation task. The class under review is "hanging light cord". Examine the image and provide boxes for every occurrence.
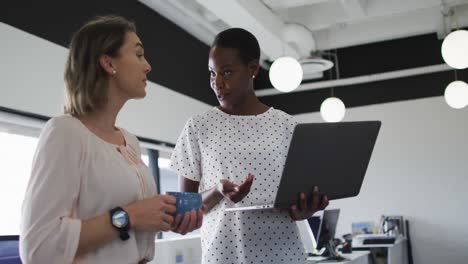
[441,2,460,32]
[334,49,341,80]
[329,52,335,97]
[328,50,341,97]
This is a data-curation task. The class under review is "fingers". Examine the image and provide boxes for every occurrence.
[299,192,307,211]
[243,173,254,185]
[310,186,320,210]
[162,194,176,204]
[152,195,176,214]
[172,208,204,235]
[320,195,329,210]
[176,212,191,235]
[219,174,254,203]
[196,209,203,229]
[238,173,254,193]
[172,214,182,230]
[274,208,288,214]
[163,204,177,214]
[186,210,198,232]
[222,174,254,192]
[235,173,254,200]
[289,205,300,221]
[163,213,174,225]
[288,186,328,222]
[160,221,172,232]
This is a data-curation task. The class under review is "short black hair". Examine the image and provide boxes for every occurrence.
[211,28,260,64]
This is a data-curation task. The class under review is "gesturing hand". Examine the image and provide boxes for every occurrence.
[289,186,329,221]
[217,173,254,203]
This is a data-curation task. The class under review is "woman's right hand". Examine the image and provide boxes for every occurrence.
[217,173,254,203]
[124,194,176,232]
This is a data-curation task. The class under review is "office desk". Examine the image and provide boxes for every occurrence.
[307,251,370,264]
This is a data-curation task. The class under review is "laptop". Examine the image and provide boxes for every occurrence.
[225,121,381,212]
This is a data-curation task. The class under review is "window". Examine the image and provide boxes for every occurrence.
[141,154,179,195]
[0,131,38,236]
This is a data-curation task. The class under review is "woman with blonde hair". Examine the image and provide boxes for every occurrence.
[20,15,202,263]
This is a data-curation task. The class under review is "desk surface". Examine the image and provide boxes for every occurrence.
[307,251,370,263]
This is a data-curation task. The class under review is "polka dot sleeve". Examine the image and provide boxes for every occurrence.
[170,118,202,182]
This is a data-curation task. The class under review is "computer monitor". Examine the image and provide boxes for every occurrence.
[0,235,21,264]
[307,216,321,243]
[308,209,347,262]
[306,209,347,262]
[316,209,340,250]
[297,219,317,254]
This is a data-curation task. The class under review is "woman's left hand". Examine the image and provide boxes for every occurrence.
[288,186,329,221]
[171,205,206,235]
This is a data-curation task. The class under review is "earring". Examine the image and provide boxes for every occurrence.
[252,75,255,79]
[112,70,116,75]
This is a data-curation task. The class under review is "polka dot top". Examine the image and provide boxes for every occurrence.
[170,107,307,264]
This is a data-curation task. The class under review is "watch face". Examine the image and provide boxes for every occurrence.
[112,210,128,228]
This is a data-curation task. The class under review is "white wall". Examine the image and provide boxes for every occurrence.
[295,97,468,264]
[0,22,211,144]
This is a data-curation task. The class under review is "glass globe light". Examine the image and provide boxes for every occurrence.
[445,80,468,109]
[269,56,303,92]
[320,97,346,122]
[441,30,468,69]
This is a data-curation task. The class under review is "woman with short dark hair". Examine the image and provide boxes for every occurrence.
[171,28,328,264]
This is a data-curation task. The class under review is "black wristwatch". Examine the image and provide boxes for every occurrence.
[110,206,130,241]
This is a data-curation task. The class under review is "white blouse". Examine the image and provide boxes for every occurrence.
[171,107,307,264]
[20,115,157,264]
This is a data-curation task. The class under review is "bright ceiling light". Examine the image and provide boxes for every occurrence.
[269,56,303,92]
[441,30,468,69]
[320,97,346,122]
[444,80,468,109]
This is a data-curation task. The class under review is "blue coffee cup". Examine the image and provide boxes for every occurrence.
[167,191,202,216]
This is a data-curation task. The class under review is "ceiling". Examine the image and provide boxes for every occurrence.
[1,0,468,115]
[140,0,468,58]
[138,0,468,107]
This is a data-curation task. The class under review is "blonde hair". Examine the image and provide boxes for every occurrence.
[64,15,136,115]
